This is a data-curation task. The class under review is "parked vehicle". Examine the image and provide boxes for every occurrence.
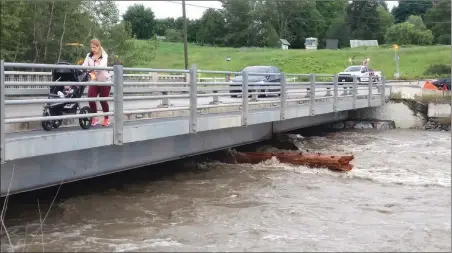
[338,65,382,83]
[229,66,281,98]
[424,78,451,90]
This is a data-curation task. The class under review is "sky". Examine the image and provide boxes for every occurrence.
[115,1,399,20]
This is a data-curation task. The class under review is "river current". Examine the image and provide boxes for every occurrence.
[1,129,450,252]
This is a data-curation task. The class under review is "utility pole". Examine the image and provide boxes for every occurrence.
[182,0,189,70]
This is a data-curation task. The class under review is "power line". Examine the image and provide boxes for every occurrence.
[167,1,222,10]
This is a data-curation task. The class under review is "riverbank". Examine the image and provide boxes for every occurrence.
[129,41,450,80]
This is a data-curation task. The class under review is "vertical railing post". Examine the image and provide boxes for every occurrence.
[368,76,373,106]
[210,90,220,105]
[381,76,386,103]
[333,74,338,112]
[189,64,198,133]
[160,92,170,107]
[0,60,5,163]
[310,74,315,116]
[113,64,124,145]
[352,75,357,109]
[280,73,287,120]
[241,71,249,126]
[340,75,348,96]
[325,76,332,96]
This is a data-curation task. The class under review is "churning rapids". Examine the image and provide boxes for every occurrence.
[1,129,450,252]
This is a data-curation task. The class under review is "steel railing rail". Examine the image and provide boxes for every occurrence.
[5,97,114,105]
[4,62,113,71]
[122,67,189,73]
[0,60,388,163]
[5,81,113,86]
[5,112,114,124]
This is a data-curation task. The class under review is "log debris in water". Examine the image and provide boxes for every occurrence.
[231,151,354,172]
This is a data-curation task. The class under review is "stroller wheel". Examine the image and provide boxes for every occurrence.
[53,120,63,128]
[52,112,63,128]
[79,106,92,129]
[41,112,53,131]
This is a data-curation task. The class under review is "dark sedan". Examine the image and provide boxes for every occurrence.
[229,66,281,97]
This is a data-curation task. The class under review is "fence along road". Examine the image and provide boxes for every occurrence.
[0,60,387,164]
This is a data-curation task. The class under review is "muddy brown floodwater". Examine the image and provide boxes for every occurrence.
[1,129,450,252]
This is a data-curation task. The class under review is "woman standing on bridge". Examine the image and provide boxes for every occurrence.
[82,38,111,127]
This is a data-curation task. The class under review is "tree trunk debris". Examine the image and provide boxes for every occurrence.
[231,151,354,172]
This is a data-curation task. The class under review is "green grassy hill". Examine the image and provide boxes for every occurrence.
[129,41,451,79]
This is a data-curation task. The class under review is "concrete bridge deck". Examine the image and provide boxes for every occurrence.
[1,61,387,196]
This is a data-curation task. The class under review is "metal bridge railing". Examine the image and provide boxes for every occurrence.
[0,60,386,163]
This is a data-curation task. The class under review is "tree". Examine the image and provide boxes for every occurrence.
[0,0,138,65]
[385,22,434,45]
[221,0,255,47]
[376,5,395,44]
[0,0,28,61]
[316,0,348,47]
[406,15,427,30]
[165,29,183,43]
[346,0,383,41]
[196,8,226,46]
[424,0,451,44]
[122,4,155,39]
[392,0,433,23]
[154,18,177,36]
[324,16,350,48]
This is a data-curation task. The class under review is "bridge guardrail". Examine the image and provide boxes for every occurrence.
[0,60,386,163]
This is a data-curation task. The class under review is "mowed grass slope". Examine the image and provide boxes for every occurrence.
[130,41,450,79]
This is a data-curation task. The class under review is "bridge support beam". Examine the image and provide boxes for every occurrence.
[113,64,124,145]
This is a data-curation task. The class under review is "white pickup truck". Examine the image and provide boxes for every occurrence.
[337,65,382,83]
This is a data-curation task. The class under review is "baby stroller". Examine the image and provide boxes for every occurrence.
[41,62,92,131]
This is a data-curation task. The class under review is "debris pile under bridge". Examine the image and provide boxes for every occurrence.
[230,151,354,171]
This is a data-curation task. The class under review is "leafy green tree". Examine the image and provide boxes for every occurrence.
[324,16,350,48]
[122,4,155,39]
[165,29,183,43]
[385,22,434,45]
[0,0,28,61]
[424,0,451,44]
[406,15,427,30]
[346,0,383,40]
[196,8,226,46]
[221,0,255,47]
[392,0,433,23]
[376,5,395,43]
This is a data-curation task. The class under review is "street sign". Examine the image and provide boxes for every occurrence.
[393,44,399,50]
